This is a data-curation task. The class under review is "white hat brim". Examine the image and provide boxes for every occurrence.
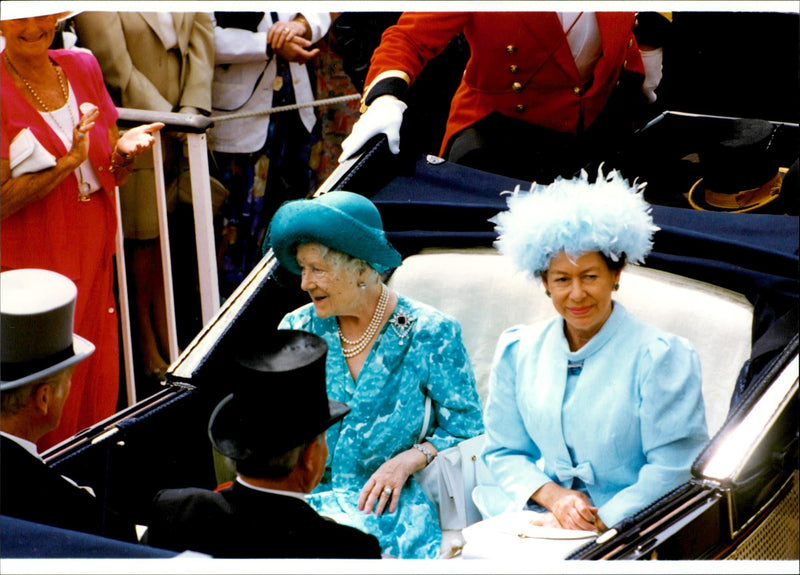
[0,3,78,22]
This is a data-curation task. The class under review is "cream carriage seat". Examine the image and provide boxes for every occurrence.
[387,248,754,444]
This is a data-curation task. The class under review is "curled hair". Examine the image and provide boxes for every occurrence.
[302,242,381,284]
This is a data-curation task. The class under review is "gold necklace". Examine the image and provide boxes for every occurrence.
[4,53,92,201]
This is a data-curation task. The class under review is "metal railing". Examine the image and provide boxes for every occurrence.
[115,109,218,407]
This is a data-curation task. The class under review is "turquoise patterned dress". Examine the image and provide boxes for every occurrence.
[279,294,484,558]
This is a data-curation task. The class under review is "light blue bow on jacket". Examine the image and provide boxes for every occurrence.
[555,461,596,485]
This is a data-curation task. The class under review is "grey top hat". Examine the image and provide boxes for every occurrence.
[1,269,95,390]
[208,330,350,462]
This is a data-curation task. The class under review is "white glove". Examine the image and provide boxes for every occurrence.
[640,47,663,104]
[339,96,407,163]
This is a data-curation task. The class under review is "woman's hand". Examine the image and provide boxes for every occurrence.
[115,122,164,157]
[2,108,103,217]
[267,17,309,49]
[549,490,598,530]
[528,511,563,529]
[358,446,429,515]
[531,482,598,531]
[274,36,320,63]
[267,18,319,64]
[70,104,100,162]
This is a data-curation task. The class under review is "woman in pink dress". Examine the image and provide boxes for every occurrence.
[1,9,163,450]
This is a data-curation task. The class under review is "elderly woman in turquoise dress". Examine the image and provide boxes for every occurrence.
[474,170,710,532]
[268,191,484,558]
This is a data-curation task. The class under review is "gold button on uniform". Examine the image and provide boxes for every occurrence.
[512,82,522,93]
[622,59,628,69]
[628,38,633,48]
[573,86,582,95]
[509,64,519,73]
[506,45,516,54]
[515,104,527,113]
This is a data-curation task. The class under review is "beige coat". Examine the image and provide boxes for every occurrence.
[73,12,214,239]
[74,12,213,114]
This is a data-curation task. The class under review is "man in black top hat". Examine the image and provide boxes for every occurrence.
[143,330,382,558]
[0,269,137,543]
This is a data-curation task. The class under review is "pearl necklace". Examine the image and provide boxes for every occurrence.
[339,284,389,358]
[4,53,91,201]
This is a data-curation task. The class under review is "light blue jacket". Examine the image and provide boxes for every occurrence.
[476,303,709,528]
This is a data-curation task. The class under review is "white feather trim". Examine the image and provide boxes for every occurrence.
[492,168,659,280]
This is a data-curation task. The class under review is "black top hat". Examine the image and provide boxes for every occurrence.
[208,330,349,462]
[688,119,784,213]
[1,269,95,390]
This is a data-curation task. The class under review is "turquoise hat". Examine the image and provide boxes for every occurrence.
[268,191,402,275]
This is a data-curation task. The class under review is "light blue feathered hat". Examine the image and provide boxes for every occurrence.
[492,168,659,281]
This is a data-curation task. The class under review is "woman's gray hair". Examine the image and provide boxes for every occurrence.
[311,243,381,284]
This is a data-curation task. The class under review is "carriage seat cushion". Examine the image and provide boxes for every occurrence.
[387,248,753,437]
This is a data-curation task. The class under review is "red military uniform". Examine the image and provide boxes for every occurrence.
[364,12,645,157]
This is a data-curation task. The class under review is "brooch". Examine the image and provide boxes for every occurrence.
[567,361,584,376]
[389,311,415,345]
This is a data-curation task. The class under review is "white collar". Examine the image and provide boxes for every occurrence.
[1,431,41,460]
[235,476,308,501]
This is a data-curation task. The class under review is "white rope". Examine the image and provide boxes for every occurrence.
[212,93,361,123]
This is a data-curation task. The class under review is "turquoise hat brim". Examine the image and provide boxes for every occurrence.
[268,193,402,275]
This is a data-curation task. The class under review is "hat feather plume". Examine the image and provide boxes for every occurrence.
[492,168,659,280]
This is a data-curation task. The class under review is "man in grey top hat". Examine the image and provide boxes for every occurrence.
[0,269,136,542]
[144,329,382,558]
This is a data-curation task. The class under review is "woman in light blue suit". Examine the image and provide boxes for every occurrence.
[475,170,709,532]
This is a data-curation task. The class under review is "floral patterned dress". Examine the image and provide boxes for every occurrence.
[279,294,484,558]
